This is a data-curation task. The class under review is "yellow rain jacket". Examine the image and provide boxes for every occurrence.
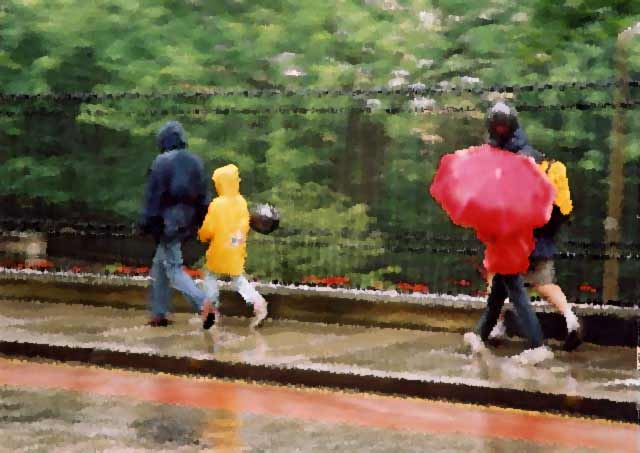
[539,160,573,215]
[198,164,250,276]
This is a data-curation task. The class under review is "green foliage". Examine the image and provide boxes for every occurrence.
[1,0,639,287]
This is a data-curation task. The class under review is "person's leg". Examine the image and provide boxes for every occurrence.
[503,274,554,365]
[203,271,221,309]
[503,274,544,348]
[475,274,508,340]
[161,241,207,313]
[149,243,172,324]
[160,241,216,329]
[485,272,508,339]
[535,283,582,351]
[535,284,578,329]
[233,275,268,329]
[465,274,507,354]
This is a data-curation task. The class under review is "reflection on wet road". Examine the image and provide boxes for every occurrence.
[0,358,635,453]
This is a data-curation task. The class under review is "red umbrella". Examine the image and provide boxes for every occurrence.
[430,144,555,274]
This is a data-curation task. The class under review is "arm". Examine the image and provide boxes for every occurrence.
[195,159,211,228]
[198,202,216,243]
[139,158,164,237]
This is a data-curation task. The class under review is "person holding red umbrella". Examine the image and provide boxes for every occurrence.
[483,124,582,352]
[430,102,556,365]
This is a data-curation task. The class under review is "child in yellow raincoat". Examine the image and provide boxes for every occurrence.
[198,164,268,329]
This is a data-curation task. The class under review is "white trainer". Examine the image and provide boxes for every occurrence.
[514,346,554,366]
[463,332,487,355]
[489,319,507,340]
[249,297,268,330]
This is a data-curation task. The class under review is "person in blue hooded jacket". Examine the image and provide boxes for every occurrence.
[139,121,216,329]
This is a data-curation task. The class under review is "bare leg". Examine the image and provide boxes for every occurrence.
[535,283,582,351]
[535,283,579,332]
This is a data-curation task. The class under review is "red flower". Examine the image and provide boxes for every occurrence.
[301,275,350,286]
[135,266,150,275]
[26,259,54,270]
[397,282,429,294]
[115,265,134,275]
[324,276,350,286]
[450,279,472,287]
[578,283,597,294]
[70,266,85,273]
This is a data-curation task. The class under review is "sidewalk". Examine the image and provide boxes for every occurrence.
[1,268,637,347]
[0,298,636,422]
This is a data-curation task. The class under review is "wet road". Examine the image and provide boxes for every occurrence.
[0,357,635,452]
[0,299,636,407]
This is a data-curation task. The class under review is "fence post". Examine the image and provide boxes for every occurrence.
[603,23,640,303]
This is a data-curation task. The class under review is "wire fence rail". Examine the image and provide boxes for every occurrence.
[1,78,639,101]
[0,218,638,260]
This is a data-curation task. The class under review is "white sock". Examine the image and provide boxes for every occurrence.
[562,308,579,332]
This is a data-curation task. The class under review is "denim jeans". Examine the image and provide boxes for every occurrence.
[149,240,206,317]
[202,271,261,309]
[475,274,544,348]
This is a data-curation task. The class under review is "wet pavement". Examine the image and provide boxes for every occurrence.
[0,298,636,410]
[2,269,636,348]
[0,358,635,453]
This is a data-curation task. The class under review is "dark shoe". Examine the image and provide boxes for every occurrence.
[486,337,504,348]
[563,328,583,352]
[203,312,216,330]
[147,317,173,327]
[201,299,217,330]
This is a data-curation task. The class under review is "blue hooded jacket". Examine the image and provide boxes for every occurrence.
[139,121,210,243]
[489,127,568,260]
[489,127,545,163]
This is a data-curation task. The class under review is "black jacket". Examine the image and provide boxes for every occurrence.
[139,122,210,243]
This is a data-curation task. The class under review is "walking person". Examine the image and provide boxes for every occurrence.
[484,126,582,351]
[139,120,216,328]
[198,164,268,329]
[430,102,555,364]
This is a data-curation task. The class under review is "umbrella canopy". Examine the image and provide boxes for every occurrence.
[430,144,555,274]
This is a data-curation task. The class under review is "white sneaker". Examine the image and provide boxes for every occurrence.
[249,297,268,330]
[463,332,487,355]
[514,346,554,366]
[489,320,507,340]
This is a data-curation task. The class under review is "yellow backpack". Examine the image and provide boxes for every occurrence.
[539,160,573,215]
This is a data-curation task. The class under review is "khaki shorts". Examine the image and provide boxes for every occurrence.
[523,259,555,286]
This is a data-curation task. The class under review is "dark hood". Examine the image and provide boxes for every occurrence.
[156,121,188,152]
[489,127,545,163]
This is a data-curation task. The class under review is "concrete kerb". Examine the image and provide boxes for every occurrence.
[0,340,635,424]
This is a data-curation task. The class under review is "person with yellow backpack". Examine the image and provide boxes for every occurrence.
[485,124,582,352]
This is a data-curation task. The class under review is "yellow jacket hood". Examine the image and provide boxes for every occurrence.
[198,164,250,276]
[213,164,240,196]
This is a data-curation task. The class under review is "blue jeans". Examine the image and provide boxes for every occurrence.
[149,240,206,317]
[475,274,544,348]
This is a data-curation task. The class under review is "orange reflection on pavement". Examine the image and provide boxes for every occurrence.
[0,358,635,452]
